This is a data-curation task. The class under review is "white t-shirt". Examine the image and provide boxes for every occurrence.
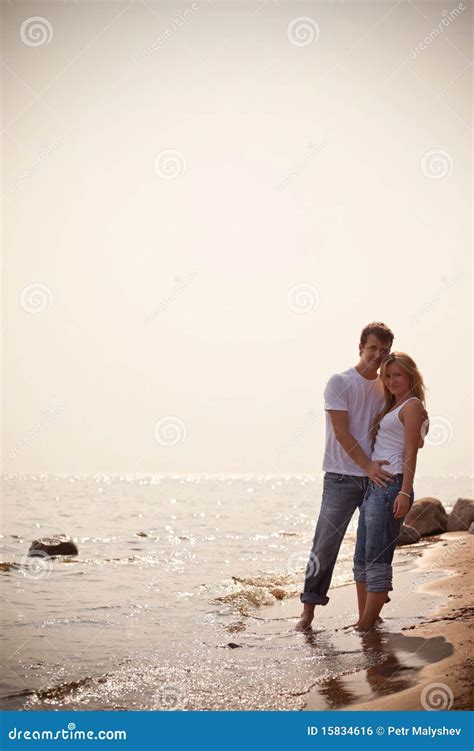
[322,367,385,476]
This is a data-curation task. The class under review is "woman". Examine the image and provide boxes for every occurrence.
[351,352,426,631]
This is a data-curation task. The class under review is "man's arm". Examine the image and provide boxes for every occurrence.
[328,410,393,487]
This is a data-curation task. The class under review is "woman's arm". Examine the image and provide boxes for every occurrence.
[394,400,424,518]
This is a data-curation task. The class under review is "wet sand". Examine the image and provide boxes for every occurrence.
[336,531,474,711]
[298,532,473,711]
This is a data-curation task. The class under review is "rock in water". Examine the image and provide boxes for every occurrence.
[397,525,421,546]
[404,498,448,536]
[447,498,474,532]
[28,534,78,557]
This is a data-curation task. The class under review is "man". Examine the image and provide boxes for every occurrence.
[295,322,426,632]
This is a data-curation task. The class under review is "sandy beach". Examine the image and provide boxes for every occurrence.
[302,531,473,712]
[340,531,473,712]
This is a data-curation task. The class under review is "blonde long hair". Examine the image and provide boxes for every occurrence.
[371,352,426,446]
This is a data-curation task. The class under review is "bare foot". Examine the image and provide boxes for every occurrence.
[294,604,315,631]
[342,621,359,630]
[343,614,383,631]
[354,622,371,632]
[294,616,313,632]
[354,618,384,632]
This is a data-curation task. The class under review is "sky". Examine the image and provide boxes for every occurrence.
[2,0,472,477]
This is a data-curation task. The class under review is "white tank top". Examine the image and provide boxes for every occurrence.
[371,397,422,474]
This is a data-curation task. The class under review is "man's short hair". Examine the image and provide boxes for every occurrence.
[360,322,394,347]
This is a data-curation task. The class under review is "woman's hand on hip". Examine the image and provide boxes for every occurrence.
[393,494,410,519]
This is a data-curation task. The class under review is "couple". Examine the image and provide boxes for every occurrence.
[296,322,427,632]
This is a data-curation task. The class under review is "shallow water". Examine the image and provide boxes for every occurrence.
[0,474,468,710]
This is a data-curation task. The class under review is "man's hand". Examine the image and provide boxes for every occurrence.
[365,460,393,487]
[393,493,410,519]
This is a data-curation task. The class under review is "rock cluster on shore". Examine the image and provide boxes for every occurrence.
[398,498,474,546]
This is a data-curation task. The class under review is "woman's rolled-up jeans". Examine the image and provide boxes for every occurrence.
[353,474,414,593]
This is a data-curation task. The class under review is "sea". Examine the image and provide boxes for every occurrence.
[0,473,471,711]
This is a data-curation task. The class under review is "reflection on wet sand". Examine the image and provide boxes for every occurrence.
[306,630,453,710]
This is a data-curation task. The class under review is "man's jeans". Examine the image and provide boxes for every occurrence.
[300,472,369,605]
[353,474,414,592]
